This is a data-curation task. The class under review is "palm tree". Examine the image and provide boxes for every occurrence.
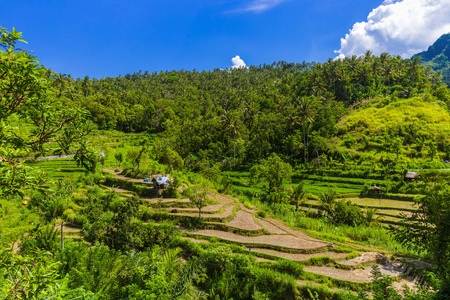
[290,183,307,212]
[318,188,337,218]
[82,75,91,105]
[296,96,317,163]
[407,56,421,97]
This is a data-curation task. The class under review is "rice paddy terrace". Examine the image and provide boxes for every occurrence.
[29,135,428,296]
[224,170,419,227]
[96,168,422,295]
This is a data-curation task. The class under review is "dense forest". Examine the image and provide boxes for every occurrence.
[52,51,450,171]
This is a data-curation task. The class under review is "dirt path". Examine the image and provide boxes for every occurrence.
[211,193,235,205]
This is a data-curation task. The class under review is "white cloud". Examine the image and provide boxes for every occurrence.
[229,0,286,13]
[335,0,450,58]
[382,0,398,4]
[231,55,247,69]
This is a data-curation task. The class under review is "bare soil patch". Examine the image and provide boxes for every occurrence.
[189,229,327,251]
[251,248,349,261]
[227,210,262,230]
[169,203,223,213]
[183,237,210,244]
[265,218,325,243]
[211,193,235,205]
[256,218,288,234]
[142,197,190,204]
[340,252,389,266]
[305,261,407,282]
[175,204,235,218]
[239,202,259,213]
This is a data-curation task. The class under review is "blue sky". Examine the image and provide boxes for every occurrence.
[2,0,449,79]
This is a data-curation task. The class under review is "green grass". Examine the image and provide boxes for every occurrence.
[0,199,40,247]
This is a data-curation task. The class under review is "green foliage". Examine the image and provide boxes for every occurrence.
[186,181,213,219]
[158,148,184,171]
[200,245,300,299]
[0,153,49,199]
[270,259,305,277]
[290,183,308,212]
[333,200,365,227]
[338,96,450,162]
[318,188,337,218]
[20,224,60,254]
[0,26,93,197]
[64,243,124,295]
[394,181,450,284]
[414,33,450,85]
[250,153,293,200]
[0,248,79,299]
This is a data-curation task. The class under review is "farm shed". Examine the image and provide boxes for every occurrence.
[405,171,419,182]
[152,175,170,189]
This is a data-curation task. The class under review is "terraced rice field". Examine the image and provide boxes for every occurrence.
[99,167,425,294]
[33,161,424,296]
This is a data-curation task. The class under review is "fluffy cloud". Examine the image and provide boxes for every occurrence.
[231,55,247,69]
[230,0,286,13]
[336,0,450,58]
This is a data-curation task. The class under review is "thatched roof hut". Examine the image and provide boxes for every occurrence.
[405,171,419,182]
[369,186,382,193]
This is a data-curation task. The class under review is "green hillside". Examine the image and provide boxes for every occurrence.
[337,95,450,161]
[413,33,450,85]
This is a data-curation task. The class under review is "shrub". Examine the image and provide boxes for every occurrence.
[333,200,364,226]
[257,210,267,218]
[271,259,305,277]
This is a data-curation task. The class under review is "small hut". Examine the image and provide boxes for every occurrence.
[368,186,382,199]
[369,186,382,194]
[405,171,419,182]
[152,175,170,189]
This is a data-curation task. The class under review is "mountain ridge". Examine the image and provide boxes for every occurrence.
[412,33,450,85]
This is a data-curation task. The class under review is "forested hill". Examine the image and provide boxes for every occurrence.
[413,33,450,86]
[54,53,450,169]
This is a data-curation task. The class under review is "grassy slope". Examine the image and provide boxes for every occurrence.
[335,96,450,160]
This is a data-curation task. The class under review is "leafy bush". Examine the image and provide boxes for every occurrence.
[257,210,267,218]
[270,259,305,277]
[20,225,60,254]
[333,200,365,226]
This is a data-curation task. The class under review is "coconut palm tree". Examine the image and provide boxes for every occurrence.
[296,96,317,163]
[290,183,307,212]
